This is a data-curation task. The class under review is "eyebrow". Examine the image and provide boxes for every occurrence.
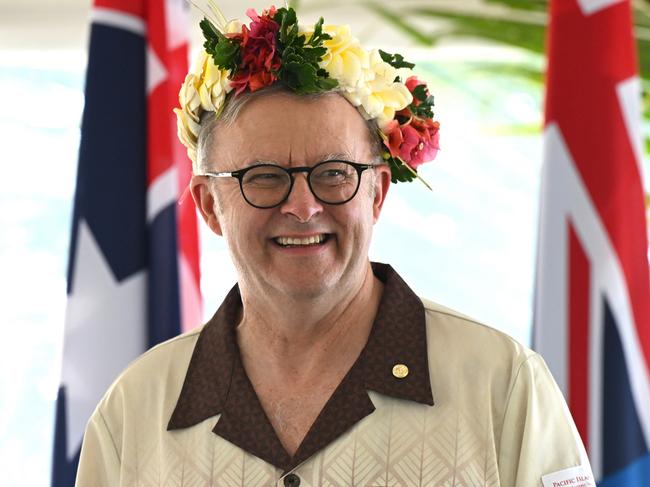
[318,151,356,162]
[250,152,356,165]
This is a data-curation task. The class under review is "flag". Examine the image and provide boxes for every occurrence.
[51,0,201,484]
[534,0,650,484]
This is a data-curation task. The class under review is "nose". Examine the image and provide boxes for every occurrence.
[279,174,323,223]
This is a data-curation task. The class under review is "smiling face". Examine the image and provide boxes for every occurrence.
[191,91,391,302]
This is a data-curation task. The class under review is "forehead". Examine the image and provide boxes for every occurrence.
[211,92,374,167]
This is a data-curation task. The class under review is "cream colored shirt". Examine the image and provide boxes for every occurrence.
[76,264,592,486]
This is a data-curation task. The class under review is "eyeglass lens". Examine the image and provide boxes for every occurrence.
[240,161,361,208]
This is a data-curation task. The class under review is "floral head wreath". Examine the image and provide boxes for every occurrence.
[175,2,440,187]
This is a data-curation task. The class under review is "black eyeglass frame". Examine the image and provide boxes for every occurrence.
[200,160,376,209]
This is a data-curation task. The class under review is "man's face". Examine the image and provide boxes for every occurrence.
[191,92,391,300]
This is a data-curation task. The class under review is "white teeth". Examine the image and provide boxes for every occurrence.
[275,235,325,246]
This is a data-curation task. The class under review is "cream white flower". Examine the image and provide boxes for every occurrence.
[174,108,198,163]
[317,24,369,90]
[175,50,232,162]
[179,74,201,122]
[224,19,242,34]
[199,63,229,111]
[355,50,413,129]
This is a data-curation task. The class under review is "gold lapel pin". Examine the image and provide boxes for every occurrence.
[392,363,409,379]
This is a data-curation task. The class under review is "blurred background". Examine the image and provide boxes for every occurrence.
[1,0,649,484]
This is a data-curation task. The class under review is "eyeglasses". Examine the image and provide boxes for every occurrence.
[201,160,375,209]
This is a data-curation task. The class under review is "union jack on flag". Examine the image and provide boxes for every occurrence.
[51,0,201,484]
[534,0,650,484]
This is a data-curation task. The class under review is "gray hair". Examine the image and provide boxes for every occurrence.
[195,84,384,173]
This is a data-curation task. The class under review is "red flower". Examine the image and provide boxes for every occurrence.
[404,75,431,107]
[384,117,440,169]
[230,7,282,94]
[384,119,405,157]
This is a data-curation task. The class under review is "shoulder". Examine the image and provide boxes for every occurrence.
[78,326,209,478]
[118,326,202,383]
[419,298,545,396]
[409,303,589,483]
[421,297,535,363]
[97,326,203,417]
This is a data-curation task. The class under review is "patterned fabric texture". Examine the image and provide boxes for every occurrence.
[76,263,591,486]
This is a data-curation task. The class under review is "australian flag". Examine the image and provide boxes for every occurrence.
[51,0,202,485]
[534,0,650,484]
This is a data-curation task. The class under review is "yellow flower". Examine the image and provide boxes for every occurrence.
[174,107,199,146]
[175,50,232,163]
[316,24,369,90]
[357,50,413,129]
[192,51,231,113]
[224,19,242,34]
[311,25,412,127]
[179,73,201,122]
[174,108,198,164]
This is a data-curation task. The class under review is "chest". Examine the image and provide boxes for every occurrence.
[255,378,341,456]
[122,392,502,486]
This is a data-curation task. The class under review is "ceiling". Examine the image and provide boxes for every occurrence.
[0,0,453,53]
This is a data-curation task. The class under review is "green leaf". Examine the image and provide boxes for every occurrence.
[408,83,435,118]
[200,18,221,54]
[275,6,298,45]
[411,105,434,119]
[317,77,338,92]
[483,0,547,11]
[309,17,331,46]
[311,17,324,43]
[387,157,418,184]
[378,49,416,69]
[272,7,337,95]
[412,84,428,102]
[413,8,546,54]
[199,17,240,72]
[199,18,222,43]
[212,40,240,71]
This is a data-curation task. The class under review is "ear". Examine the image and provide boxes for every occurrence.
[372,164,392,223]
[190,175,223,236]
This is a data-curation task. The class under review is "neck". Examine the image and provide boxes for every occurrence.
[236,261,382,377]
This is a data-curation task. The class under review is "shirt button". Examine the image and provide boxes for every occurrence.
[284,473,301,487]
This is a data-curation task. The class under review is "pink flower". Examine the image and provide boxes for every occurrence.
[229,7,282,94]
[384,119,403,156]
[383,75,439,169]
[409,117,440,167]
[404,75,431,108]
[405,76,420,91]
[383,117,440,169]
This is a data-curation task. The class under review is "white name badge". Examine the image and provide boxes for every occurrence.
[541,465,595,487]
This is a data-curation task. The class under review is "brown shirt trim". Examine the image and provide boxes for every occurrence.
[168,262,434,472]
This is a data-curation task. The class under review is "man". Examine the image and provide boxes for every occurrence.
[76,6,592,486]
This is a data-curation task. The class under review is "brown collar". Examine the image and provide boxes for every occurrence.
[168,262,434,472]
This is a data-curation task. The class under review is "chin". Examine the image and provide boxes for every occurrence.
[277,278,334,299]
[270,268,341,298]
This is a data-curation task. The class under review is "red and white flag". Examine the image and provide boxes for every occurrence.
[52,0,201,484]
[534,0,650,484]
[147,0,202,336]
